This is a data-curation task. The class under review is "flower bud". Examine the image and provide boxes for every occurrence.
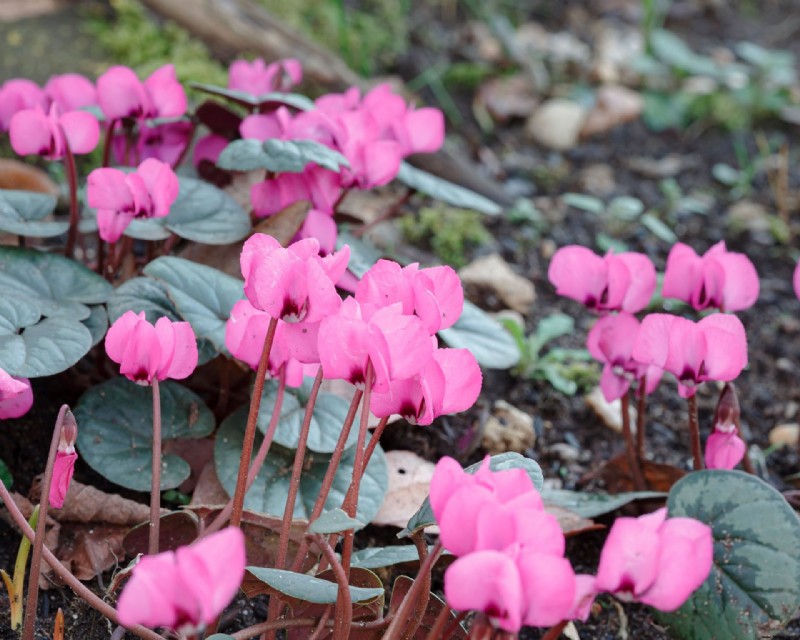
[59,407,77,453]
[713,383,740,434]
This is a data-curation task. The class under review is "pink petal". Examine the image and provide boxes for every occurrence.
[664,316,706,381]
[0,79,46,131]
[88,168,133,211]
[139,122,193,166]
[117,553,181,629]
[136,158,180,217]
[45,73,97,111]
[318,303,371,386]
[615,252,656,312]
[105,311,146,363]
[397,108,444,154]
[361,139,402,187]
[240,233,281,280]
[96,209,133,243]
[587,313,639,366]
[794,260,800,301]
[59,110,100,154]
[631,314,676,371]
[697,313,747,382]
[569,574,599,622]
[49,450,77,509]
[97,66,151,119]
[413,265,464,332]
[355,260,415,313]
[240,112,286,140]
[710,251,759,312]
[548,246,607,309]
[192,133,229,168]
[295,209,338,254]
[438,485,493,556]
[433,348,481,416]
[9,108,53,157]
[144,64,187,118]
[518,551,577,627]
[444,551,523,633]
[602,253,633,311]
[662,243,703,304]
[225,300,271,370]
[429,457,471,517]
[704,432,746,470]
[368,306,433,392]
[511,509,565,557]
[599,364,631,402]
[0,373,33,419]
[154,317,198,381]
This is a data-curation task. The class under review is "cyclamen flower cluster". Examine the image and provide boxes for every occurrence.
[225,237,481,425]
[430,457,713,632]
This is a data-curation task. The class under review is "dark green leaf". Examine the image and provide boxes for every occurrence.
[246,567,383,604]
[144,256,245,355]
[659,470,800,640]
[0,247,112,319]
[542,489,666,518]
[439,300,520,369]
[0,190,67,237]
[352,545,428,569]
[396,162,502,216]
[165,177,251,244]
[309,508,364,533]
[218,138,350,174]
[215,409,387,522]
[75,378,215,491]
[0,317,92,377]
[81,305,108,348]
[400,453,543,538]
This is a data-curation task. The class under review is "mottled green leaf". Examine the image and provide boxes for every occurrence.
[0,189,67,237]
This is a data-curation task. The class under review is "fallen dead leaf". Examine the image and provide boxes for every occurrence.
[388,575,468,639]
[585,454,686,494]
[459,253,536,313]
[769,423,799,447]
[544,504,603,537]
[0,158,60,195]
[372,451,436,528]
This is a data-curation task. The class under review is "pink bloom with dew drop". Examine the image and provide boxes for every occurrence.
[116,527,246,631]
[632,313,748,398]
[587,313,663,402]
[595,507,713,612]
[548,246,656,314]
[9,104,99,160]
[0,369,33,420]
[87,158,179,243]
[105,311,198,385]
[662,241,759,312]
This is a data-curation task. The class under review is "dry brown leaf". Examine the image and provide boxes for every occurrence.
[372,451,435,528]
[544,504,603,537]
[0,158,59,195]
[586,454,686,494]
[388,576,467,639]
[54,523,127,582]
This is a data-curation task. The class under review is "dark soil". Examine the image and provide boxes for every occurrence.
[3,0,800,639]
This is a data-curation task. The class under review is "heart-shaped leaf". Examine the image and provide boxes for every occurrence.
[106,276,219,365]
[0,317,92,377]
[165,176,251,244]
[0,189,67,237]
[395,162,501,216]
[189,83,315,111]
[439,300,521,369]
[309,508,364,534]
[254,377,360,453]
[0,246,112,319]
[81,305,109,348]
[658,470,800,640]
[144,256,245,355]
[75,378,215,492]
[400,453,543,538]
[218,138,350,174]
[245,567,384,604]
[214,411,387,523]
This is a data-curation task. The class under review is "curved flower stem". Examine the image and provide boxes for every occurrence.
[636,375,647,459]
[382,540,443,640]
[202,367,287,538]
[308,605,332,640]
[231,316,279,528]
[21,404,69,640]
[441,611,468,639]
[59,131,79,259]
[621,393,645,491]
[275,368,325,569]
[102,119,118,168]
[171,119,196,171]
[340,363,374,575]
[149,379,162,555]
[541,620,568,640]
[361,416,388,471]
[309,534,352,640]
[0,480,164,640]
[425,600,453,640]
[289,388,364,572]
[400,531,432,640]
[687,394,704,471]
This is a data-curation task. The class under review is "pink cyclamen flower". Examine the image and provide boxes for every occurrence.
[228,58,303,94]
[662,241,759,312]
[548,246,656,314]
[0,78,47,132]
[632,313,747,398]
[793,259,800,301]
[97,64,186,121]
[87,158,179,243]
[9,104,99,160]
[240,234,350,323]
[587,313,662,402]
[117,527,246,632]
[105,311,198,385]
[705,383,745,470]
[50,408,78,509]
[594,507,712,612]
[0,369,33,419]
[44,73,97,112]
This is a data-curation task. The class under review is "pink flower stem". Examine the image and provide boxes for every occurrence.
[541,620,568,640]
[309,534,352,640]
[21,404,69,640]
[621,393,645,491]
[149,379,162,555]
[636,375,647,459]
[0,480,164,640]
[231,316,279,528]
[275,366,325,569]
[59,129,79,259]
[289,389,364,573]
[202,366,287,538]
[339,363,374,575]
[382,540,443,640]
[687,394,704,471]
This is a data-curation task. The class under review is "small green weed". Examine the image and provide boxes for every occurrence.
[399,206,491,269]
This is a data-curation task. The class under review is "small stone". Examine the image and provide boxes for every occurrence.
[777,358,794,372]
[769,423,799,447]
[785,401,799,420]
[581,85,643,138]
[482,400,536,454]
[726,200,771,233]
[525,99,587,151]
[459,253,536,314]
[549,442,581,463]
[576,163,616,197]
[586,386,636,434]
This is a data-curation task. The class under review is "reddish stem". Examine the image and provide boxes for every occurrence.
[101,119,117,169]
[310,534,352,640]
[231,317,279,528]
[149,379,162,555]
[636,375,647,459]
[21,405,69,640]
[59,129,79,259]
[621,393,645,491]
[687,393,704,471]
[541,620,568,640]
[425,601,453,640]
